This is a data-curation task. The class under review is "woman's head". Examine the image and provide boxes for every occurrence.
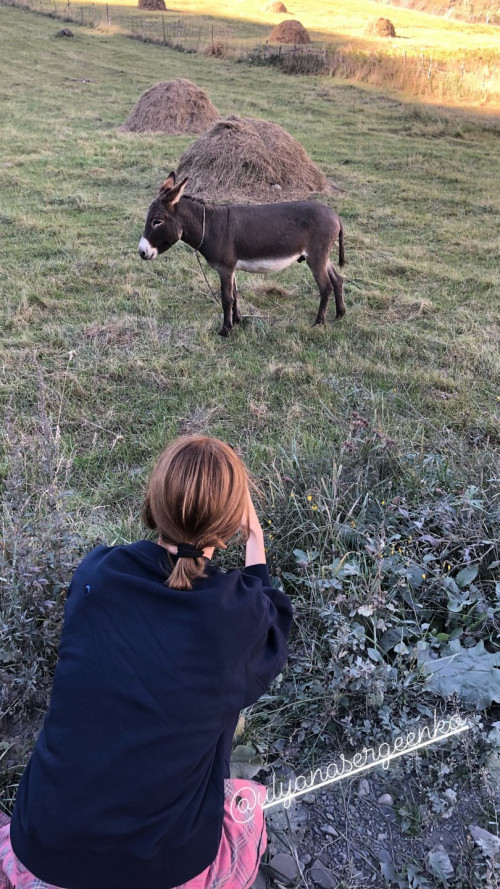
[142,435,250,589]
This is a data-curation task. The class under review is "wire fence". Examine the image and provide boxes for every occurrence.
[2,0,240,52]
[1,0,332,71]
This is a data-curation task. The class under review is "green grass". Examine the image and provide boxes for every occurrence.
[1,8,499,883]
[1,8,498,511]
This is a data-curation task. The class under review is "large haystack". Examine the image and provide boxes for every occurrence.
[369,17,396,37]
[176,115,330,203]
[268,1,288,12]
[269,19,311,43]
[119,79,220,135]
[138,0,166,9]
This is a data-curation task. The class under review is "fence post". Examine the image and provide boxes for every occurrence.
[162,14,166,43]
[106,3,110,29]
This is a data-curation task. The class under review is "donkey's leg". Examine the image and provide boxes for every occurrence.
[218,269,235,337]
[232,280,242,325]
[327,261,346,319]
[308,259,333,325]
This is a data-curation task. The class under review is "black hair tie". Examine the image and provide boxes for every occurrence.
[177,543,205,559]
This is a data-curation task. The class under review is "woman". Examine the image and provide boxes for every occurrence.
[1,436,293,889]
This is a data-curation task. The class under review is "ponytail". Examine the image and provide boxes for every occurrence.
[167,555,207,591]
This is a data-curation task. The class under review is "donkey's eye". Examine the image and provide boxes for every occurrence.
[152,218,163,228]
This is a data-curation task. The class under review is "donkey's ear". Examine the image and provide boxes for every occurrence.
[166,176,188,206]
[159,172,176,195]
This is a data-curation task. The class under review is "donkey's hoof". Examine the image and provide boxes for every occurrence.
[313,318,326,327]
[336,309,346,320]
[218,325,231,337]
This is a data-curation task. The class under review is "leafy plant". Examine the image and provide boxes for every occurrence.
[1,381,88,812]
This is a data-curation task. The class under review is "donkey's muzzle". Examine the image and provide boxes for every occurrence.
[138,237,158,260]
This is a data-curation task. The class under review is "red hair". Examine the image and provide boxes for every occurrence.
[142,436,250,589]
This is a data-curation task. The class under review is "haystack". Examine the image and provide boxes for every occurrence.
[119,79,220,135]
[138,0,166,9]
[369,17,396,37]
[268,1,288,12]
[269,20,311,43]
[176,115,330,202]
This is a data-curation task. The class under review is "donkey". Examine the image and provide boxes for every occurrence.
[138,172,346,337]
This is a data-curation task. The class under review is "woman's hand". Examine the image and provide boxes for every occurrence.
[242,490,266,567]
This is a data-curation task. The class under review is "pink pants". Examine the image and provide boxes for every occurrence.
[0,780,267,889]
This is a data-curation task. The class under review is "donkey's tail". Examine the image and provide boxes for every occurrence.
[338,220,345,268]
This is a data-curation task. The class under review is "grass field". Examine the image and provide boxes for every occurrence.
[6,0,500,106]
[1,4,500,885]
[98,0,500,56]
[108,0,500,106]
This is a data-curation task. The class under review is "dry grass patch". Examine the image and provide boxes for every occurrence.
[177,115,331,202]
[387,296,435,321]
[367,293,436,322]
[119,79,220,134]
[252,283,292,301]
[177,405,222,435]
[83,317,145,348]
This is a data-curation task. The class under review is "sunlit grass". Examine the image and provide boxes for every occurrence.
[99,0,500,59]
[17,0,499,107]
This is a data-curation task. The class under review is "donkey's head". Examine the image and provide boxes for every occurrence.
[138,172,188,260]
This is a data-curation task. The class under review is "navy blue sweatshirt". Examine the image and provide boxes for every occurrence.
[10,541,293,889]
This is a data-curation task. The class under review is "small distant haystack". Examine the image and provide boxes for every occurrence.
[269,19,311,43]
[119,79,220,135]
[369,17,396,37]
[204,39,227,57]
[176,115,330,202]
[138,0,166,9]
[268,1,288,12]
